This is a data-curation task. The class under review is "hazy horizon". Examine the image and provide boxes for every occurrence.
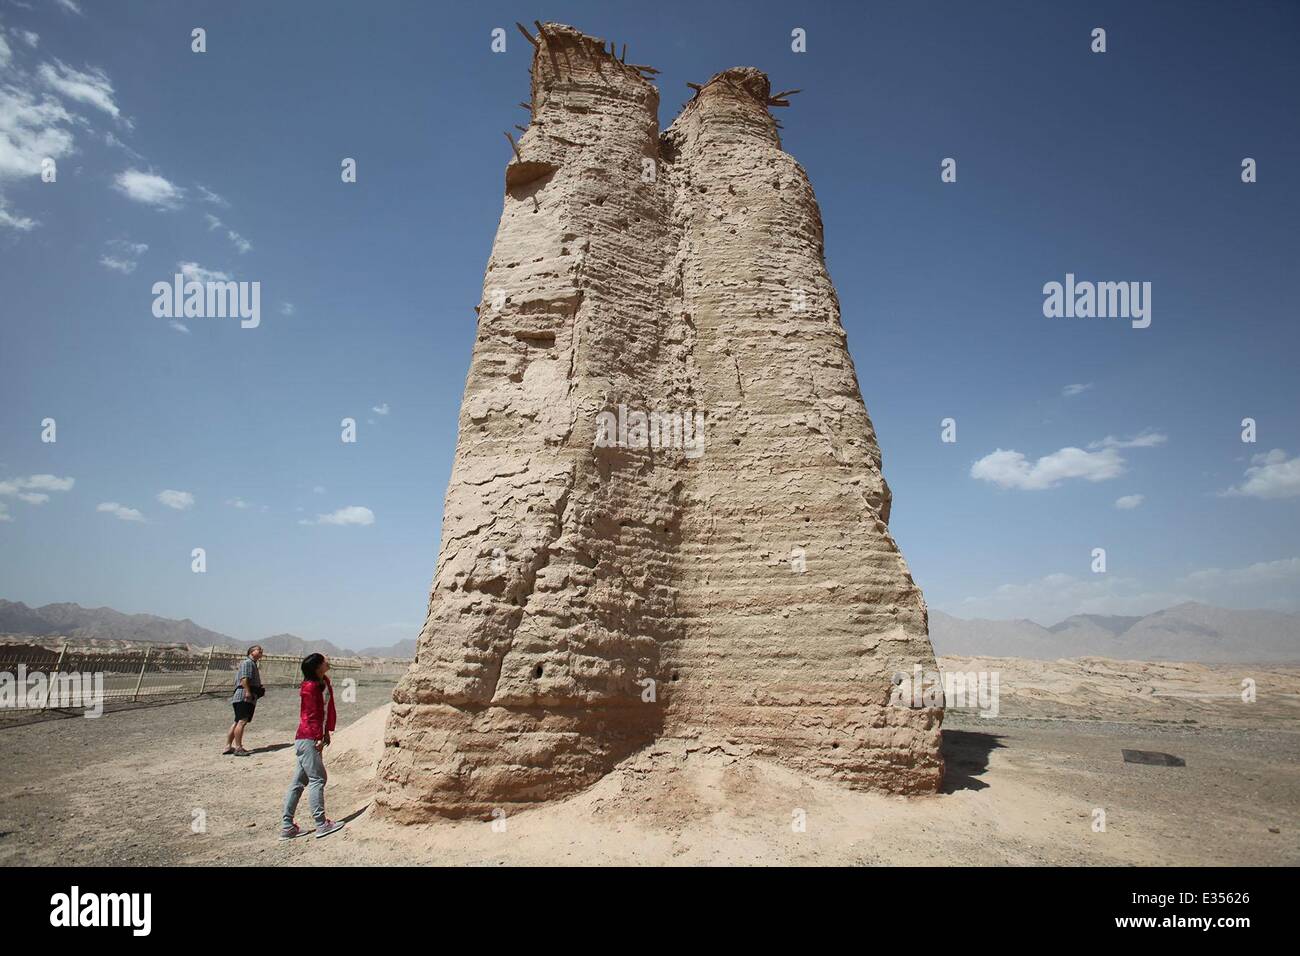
[3,593,1298,653]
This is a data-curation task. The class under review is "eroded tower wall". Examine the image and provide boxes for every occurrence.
[376,26,941,821]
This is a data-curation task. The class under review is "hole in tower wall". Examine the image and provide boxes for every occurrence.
[514,329,557,348]
[506,161,559,199]
[533,664,544,679]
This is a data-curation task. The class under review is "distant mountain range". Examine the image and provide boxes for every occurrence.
[0,600,232,648]
[257,632,417,660]
[0,600,415,660]
[5,598,1295,663]
[930,602,1300,662]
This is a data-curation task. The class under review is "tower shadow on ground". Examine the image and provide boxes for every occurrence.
[940,730,1005,793]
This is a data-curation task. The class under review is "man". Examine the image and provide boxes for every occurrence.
[224,645,264,756]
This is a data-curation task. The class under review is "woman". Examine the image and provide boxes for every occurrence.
[279,653,344,839]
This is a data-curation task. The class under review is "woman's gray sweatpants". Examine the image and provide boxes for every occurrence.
[282,739,327,828]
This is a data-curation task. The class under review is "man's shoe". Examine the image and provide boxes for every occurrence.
[279,824,303,840]
[315,819,345,839]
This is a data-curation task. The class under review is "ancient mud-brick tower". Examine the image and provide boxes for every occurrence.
[376,24,942,821]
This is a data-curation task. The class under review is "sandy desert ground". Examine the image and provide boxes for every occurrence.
[1,658,1296,866]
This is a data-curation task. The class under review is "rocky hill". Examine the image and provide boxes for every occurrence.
[0,600,413,659]
[930,602,1300,662]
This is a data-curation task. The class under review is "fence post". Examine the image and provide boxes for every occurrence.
[198,645,215,694]
[42,643,68,710]
[132,647,150,702]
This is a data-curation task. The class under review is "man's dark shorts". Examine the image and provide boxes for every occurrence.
[232,701,256,723]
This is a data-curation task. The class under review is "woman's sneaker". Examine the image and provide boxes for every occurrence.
[315,819,345,839]
[279,823,302,840]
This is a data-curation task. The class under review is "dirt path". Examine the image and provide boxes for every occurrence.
[2,680,1295,866]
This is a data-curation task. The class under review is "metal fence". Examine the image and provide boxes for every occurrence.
[0,645,410,711]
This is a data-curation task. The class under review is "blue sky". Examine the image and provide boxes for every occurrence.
[1,0,1297,647]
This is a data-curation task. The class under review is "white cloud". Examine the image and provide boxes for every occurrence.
[1183,557,1300,591]
[99,238,147,274]
[32,475,70,491]
[27,474,73,491]
[203,212,251,253]
[0,83,75,181]
[38,59,122,120]
[973,430,1166,491]
[101,129,141,159]
[195,184,227,206]
[1179,557,1300,613]
[372,403,390,416]
[0,30,38,61]
[0,196,36,230]
[1090,431,1168,450]
[0,49,127,231]
[97,501,144,522]
[52,0,83,14]
[0,474,74,497]
[954,556,1300,622]
[115,240,148,256]
[1114,494,1144,510]
[970,446,1124,491]
[156,489,194,510]
[177,260,230,283]
[169,320,190,334]
[99,255,134,273]
[0,474,73,521]
[311,485,326,494]
[302,505,375,527]
[279,302,295,316]
[1062,383,1092,397]
[113,168,184,208]
[956,572,1190,625]
[226,497,251,509]
[1222,449,1300,500]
